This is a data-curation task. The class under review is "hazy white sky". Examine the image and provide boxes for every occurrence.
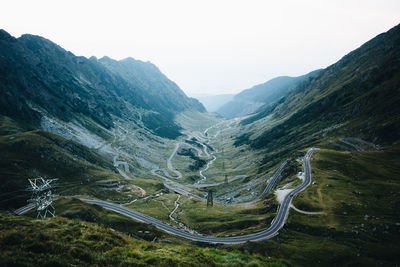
[1,0,399,96]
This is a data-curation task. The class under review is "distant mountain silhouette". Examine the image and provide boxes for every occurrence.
[217,70,320,119]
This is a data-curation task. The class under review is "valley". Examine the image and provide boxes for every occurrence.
[7,107,311,235]
[0,23,400,266]
[6,108,400,265]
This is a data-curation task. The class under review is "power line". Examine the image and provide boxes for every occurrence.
[0,189,29,197]
[0,194,29,203]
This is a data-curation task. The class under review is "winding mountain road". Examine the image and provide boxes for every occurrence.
[256,160,288,199]
[16,148,317,244]
[82,148,317,244]
[167,143,183,179]
[198,153,216,183]
[113,155,134,180]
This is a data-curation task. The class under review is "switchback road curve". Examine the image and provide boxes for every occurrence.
[82,148,317,244]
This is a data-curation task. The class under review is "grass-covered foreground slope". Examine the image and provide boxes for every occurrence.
[0,212,289,267]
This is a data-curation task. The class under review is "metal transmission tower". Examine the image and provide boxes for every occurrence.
[27,178,57,219]
[206,190,213,207]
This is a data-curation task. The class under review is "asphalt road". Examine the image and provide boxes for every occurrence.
[249,160,288,202]
[167,142,183,179]
[82,148,317,244]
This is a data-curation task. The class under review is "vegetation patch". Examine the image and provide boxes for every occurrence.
[178,147,207,171]
[0,213,286,266]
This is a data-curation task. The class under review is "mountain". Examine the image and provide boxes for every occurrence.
[0,29,204,139]
[1,24,400,266]
[236,24,400,158]
[0,29,207,210]
[97,56,205,115]
[194,93,234,112]
[223,24,400,266]
[217,70,320,119]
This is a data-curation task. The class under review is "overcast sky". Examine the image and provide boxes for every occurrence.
[1,0,399,96]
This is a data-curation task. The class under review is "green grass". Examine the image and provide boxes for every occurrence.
[293,146,400,228]
[0,212,289,266]
[202,120,266,184]
[2,126,399,266]
[32,198,170,242]
[0,116,165,209]
[265,145,400,266]
[0,128,115,208]
[177,196,277,235]
[126,193,178,221]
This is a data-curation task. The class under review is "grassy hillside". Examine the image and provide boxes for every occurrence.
[0,211,289,266]
[279,145,400,266]
[206,144,399,266]
[0,115,162,210]
[237,24,400,159]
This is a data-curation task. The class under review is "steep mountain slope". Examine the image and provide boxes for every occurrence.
[0,29,208,210]
[0,115,164,210]
[236,24,400,157]
[0,29,204,139]
[202,24,400,266]
[98,56,205,115]
[217,70,320,119]
[195,93,234,112]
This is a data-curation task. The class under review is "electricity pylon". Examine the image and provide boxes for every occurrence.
[207,190,213,207]
[27,177,57,219]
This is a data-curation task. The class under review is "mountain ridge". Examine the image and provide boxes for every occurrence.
[236,23,400,156]
[0,29,204,139]
[217,70,320,119]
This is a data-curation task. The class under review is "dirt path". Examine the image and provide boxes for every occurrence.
[290,204,324,215]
